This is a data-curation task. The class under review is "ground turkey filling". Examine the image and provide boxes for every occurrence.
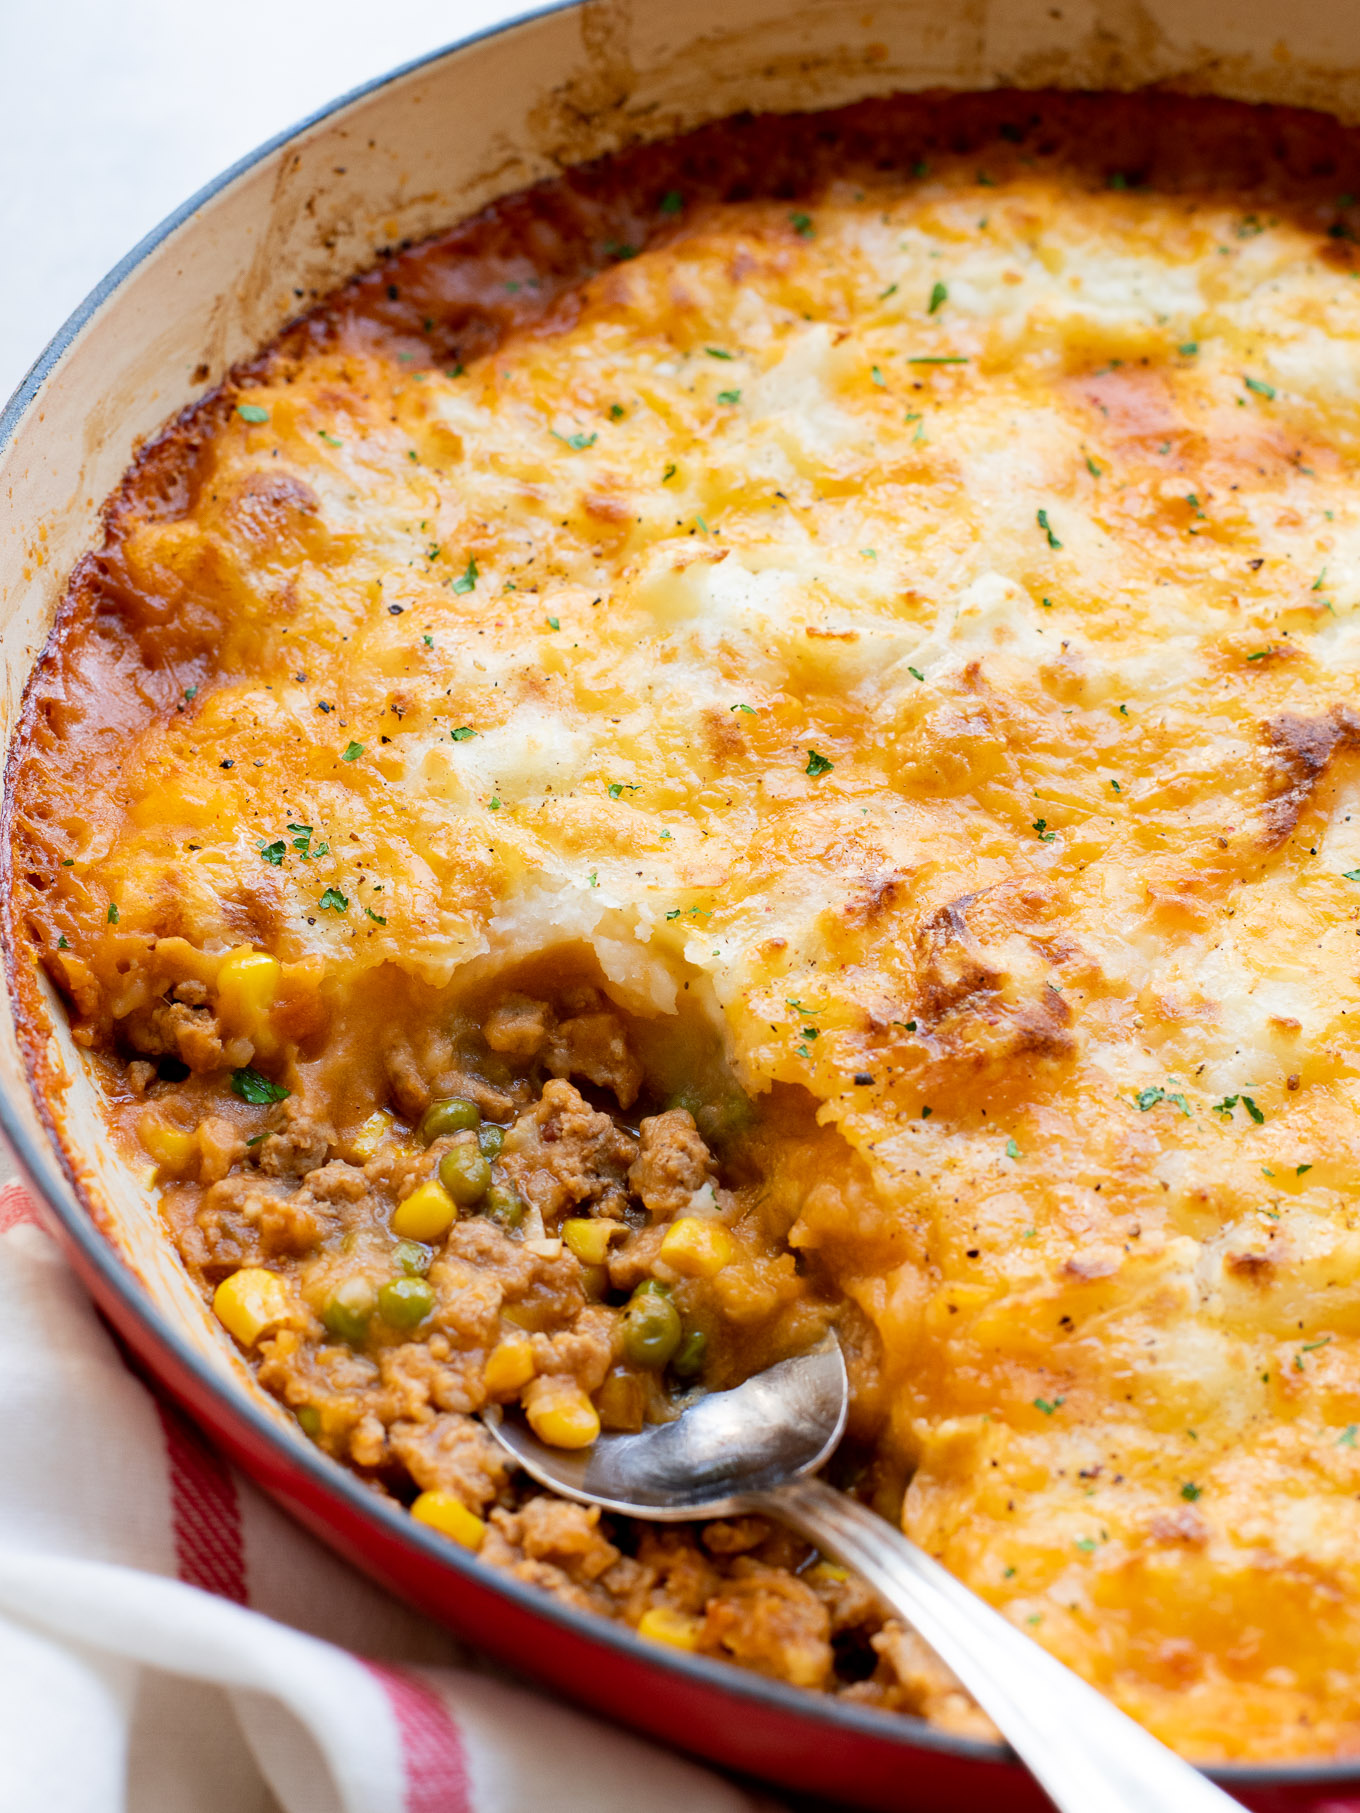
[150,982,983,1730]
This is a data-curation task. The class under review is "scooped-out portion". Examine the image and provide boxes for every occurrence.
[134,952,975,1719]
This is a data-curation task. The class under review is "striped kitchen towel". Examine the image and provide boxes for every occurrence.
[0,1185,778,1813]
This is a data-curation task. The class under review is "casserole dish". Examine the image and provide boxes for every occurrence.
[7,7,1360,1805]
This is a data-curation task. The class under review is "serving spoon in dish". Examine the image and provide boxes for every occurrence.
[485,1335,1243,1813]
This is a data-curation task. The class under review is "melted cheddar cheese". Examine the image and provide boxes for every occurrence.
[16,92,1360,1759]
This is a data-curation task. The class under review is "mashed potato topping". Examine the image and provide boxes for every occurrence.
[14,91,1360,1758]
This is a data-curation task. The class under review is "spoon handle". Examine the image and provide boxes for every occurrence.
[765,1476,1244,1813]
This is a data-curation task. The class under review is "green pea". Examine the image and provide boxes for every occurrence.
[477,1123,505,1159]
[621,1290,682,1368]
[379,1276,435,1330]
[419,1097,480,1144]
[439,1142,491,1204]
[295,1405,321,1438]
[634,1277,672,1299]
[483,1182,525,1230]
[670,1327,708,1381]
[321,1276,374,1344]
[393,1239,432,1276]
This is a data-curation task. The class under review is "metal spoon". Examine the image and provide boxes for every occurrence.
[485,1334,1243,1813]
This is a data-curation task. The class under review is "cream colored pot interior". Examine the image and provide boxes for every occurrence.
[5,0,1360,1400]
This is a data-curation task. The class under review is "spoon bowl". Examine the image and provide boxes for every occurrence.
[486,1335,848,1518]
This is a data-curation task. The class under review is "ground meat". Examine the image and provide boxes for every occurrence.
[191,1174,336,1275]
[257,1100,334,1177]
[197,1114,245,1185]
[628,1109,719,1220]
[703,1561,834,1690]
[502,1079,638,1221]
[388,1414,509,1508]
[544,1009,643,1109]
[861,1623,1000,1741]
[483,994,552,1057]
[528,1307,616,1394]
[125,999,251,1073]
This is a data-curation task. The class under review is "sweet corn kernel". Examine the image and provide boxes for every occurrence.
[410,1490,486,1551]
[213,1267,291,1347]
[637,1606,704,1651]
[138,1111,196,1177]
[524,1378,600,1449]
[346,1109,394,1162]
[561,1217,623,1265]
[804,1561,850,1586]
[391,1179,457,1242]
[483,1333,536,1395]
[658,1217,734,1280]
[216,947,281,1047]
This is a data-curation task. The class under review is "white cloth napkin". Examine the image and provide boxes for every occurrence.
[0,1184,784,1813]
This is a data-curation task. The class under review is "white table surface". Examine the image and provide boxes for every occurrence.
[0,0,523,405]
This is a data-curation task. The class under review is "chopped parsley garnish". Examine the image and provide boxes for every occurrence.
[1179,342,1198,356]
[1343,868,1360,882]
[1243,374,1276,399]
[364,906,387,925]
[231,1066,290,1105]
[318,430,342,448]
[57,935,68,950]
[1339,1426,1358,1447]
[870,366,886,388]
[452,558,478,595]
[546,616,560,631]
[554,430,598,451]
[1074,1537,1097,1554]
[1242,1096,1265,1124]
[1032,818,1056,842]
[705,346,734,360]
[288,825,313,859]
[423,634,434,647]
[318,887,349,914]
[258,839,287,866]
[236,403,270,424]
[731,702,755,714]
[928,280,948,313]
[107,903,119,925]
[489,797,501,812]
[609,404,625,420]
[1006,1137,1020,1160]
[907,355,968,365]
[1085,455,1102,478]
[450,726,475,741]
[659,190,684,215]
[1295,1337,1331,1370]
[587,870,599,888]
[1034,1396,1064,1416]
[607,782,640,799]
[717,388,742,405]
[341,741,363,762]
[879,283,898,300]
[789,211,815,237]
[1180,1482,1202,1502]
[1136,1085,1191,1115]
[805,749,834,778]
[1298,1163,1313,1176]
[907,665,925,682]
[603,241,637,262]
[1037,508,1062,549]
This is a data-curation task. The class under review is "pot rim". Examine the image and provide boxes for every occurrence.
[1,9,1357,1788]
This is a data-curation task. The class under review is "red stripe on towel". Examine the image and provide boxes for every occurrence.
[156,1401,248,1603]
[0,1184,41,1232]
[364,1662,474,1813]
